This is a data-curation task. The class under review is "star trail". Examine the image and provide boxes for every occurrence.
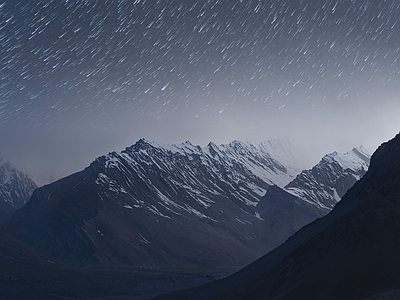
[0,0,399,184]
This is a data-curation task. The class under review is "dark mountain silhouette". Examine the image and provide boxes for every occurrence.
[154,132,400,300]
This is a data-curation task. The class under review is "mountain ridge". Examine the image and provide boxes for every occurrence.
[9,138,303,269]
[285,146,370,209]
[4,138,372,298]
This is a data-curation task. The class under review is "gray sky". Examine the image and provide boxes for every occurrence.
[1,0,399,185]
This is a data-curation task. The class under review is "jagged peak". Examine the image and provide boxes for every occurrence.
[135,138,156,147]
[0,160,37,189]
[206,141,218,148]
[322,151,338,162]
[115,138,297,161]
[229,141,268,156]
[205,141,221,158]
[227,140,248,148]
[320,147,371,171]
[163,141,203,156]
[0,161,17,185]
[112,139,205,160]
[123,138,159,153]
[0,160,24,176]
[351,145,371,161]
[205,140,260,158]
[224,140,255,155]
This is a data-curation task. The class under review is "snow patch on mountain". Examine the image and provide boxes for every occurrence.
[92,139,371,224]
[330,146,369,174]
[93,138,303,221]
[0,160,38,223]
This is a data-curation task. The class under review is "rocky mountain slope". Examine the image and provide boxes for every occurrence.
[8,140,370,270]
[285,147,370,209]
[157,133,400,300]
[255,185,329,251]
[8,139,304,269]
[0,160,37,224]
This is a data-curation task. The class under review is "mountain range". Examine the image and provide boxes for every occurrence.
[155,134,400,299]
[8,139,369,267]
[1,138,370,298]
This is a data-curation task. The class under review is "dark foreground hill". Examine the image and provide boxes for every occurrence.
[154,132,400,300]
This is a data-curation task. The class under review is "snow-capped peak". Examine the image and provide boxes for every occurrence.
[285,146,371,209]
[322,146,370,171]
[0,160,37,219]
[97,138,304,219]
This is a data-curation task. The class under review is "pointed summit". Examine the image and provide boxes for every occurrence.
[130,137,154,149]
[0,160,37,224]
[285,146,371,209]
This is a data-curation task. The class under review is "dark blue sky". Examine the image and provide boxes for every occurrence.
[1,0,399,184]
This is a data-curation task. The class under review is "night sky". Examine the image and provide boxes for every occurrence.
[1,0,399,185]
